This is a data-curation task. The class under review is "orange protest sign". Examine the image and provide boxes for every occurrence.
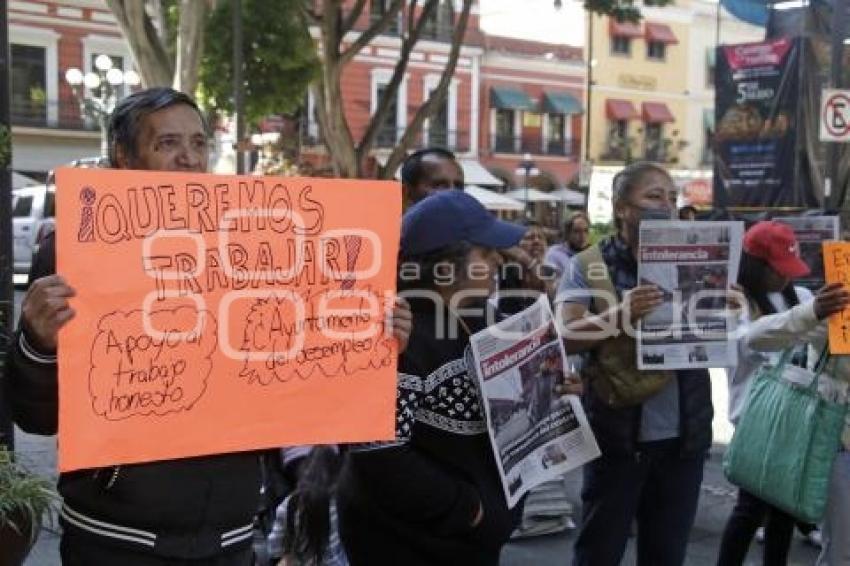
[823,241,850,354]
[55,168,401,471]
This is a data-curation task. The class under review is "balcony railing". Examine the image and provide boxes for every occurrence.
[600,136,631,162]
[10,98,97,131]
[491,135,578,157]
[299,123,470,153]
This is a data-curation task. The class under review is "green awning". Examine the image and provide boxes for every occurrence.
[490,87,535,111]
[703,109,715,131]
[543,91,584,115]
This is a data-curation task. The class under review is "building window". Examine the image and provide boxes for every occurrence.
[644,123,663,161]
[371,0,399,35]
[494,109,515,153]
[647,41,666,61]
[10,44,47,126]
[427,89,450,148]
[610,119,627,140]
[424,0,454,41]
[547,114,566,155]
[375,83,398,147]
[611,36,631,56]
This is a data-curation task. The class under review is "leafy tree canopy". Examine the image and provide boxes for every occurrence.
[198,0,318,125]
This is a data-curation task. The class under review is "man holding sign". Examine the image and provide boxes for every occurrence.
[7,87,412,565]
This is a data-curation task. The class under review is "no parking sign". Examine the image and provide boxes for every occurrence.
[820,89,850,142]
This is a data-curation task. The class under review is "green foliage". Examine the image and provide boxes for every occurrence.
[589,221,614,244]
[557,0,674,22]
[0,447,55,536]
[198,0,318,125]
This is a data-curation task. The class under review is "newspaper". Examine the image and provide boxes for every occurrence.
[775,216,840,291]
[468,295,600,508]
[637,221,745,370]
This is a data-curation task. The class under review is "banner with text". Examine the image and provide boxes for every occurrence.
[714,38,807,210]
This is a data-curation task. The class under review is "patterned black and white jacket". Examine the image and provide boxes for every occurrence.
[337,299,522,566]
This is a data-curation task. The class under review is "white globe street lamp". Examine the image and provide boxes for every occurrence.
[94,53,114,72]
[64,67,83,86]
[64,58,140,159]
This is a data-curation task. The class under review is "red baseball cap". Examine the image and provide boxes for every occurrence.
[743,221,810,279]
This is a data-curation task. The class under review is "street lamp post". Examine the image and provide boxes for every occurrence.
[516,153,539,220]
[64,54,140,159]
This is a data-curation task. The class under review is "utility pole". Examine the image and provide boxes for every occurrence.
[827,0,848,211]
[584,12,594,164]
[0,0,15,450]
[233,0,245,175]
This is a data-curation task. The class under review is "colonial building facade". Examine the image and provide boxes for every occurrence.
[8,0,131,179]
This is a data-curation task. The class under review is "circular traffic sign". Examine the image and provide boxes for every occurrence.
[823,92,850,138]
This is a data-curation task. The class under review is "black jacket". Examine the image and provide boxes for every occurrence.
[337,299,522,566]
[582,370,713,457]
[8,233,262,559]
[578,237,713,457]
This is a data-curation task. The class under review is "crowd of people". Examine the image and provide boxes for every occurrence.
[5,86,850,566]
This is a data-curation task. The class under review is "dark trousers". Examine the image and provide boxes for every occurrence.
[572,439,705,566]
[717,489,794,566]
[60,532,253,566]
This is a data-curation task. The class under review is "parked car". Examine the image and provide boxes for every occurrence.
[12,157,107,284]
[12,184,54,280]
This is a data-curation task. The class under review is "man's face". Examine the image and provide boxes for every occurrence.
[519,226,547,260]
[116,104,209,172]
[405,155,464,204]
[567,218,590,251]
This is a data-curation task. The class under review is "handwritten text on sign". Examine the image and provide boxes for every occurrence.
[823,242,850,354]
[56,168,401,471]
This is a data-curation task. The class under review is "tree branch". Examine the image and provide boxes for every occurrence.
[381,0,473,178]
[356,0,439,163]
[106,0,173,87]
[173,0,207,94]
[341,0,368,34]
[339,0,404,65]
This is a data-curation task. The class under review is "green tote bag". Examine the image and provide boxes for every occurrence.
[723,348,848,523]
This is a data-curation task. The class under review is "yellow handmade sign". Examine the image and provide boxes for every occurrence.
[823,241,850,354]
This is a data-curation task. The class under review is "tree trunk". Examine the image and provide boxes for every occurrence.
[308,0,473,179]
[309,0,360,177]
[173,0,207,94]
[380,0,473,179]
[106,0,173,88]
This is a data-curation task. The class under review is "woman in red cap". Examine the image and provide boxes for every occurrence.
[736,221,850,566]
[718,220,843,566]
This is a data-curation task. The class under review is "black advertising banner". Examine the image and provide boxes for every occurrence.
[714,38,803,210]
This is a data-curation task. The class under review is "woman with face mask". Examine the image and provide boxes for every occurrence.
[556,162,713,566]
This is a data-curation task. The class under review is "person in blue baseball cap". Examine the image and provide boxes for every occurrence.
[336,190,528,565]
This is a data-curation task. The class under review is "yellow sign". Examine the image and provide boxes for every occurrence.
[618,74,658,91]
[523,112,543,128]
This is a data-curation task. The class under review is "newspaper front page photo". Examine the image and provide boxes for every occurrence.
[469,296,600,508]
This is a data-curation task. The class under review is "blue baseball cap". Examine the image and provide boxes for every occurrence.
[401,190,526,257]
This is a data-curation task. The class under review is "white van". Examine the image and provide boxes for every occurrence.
[12,184,54,279]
